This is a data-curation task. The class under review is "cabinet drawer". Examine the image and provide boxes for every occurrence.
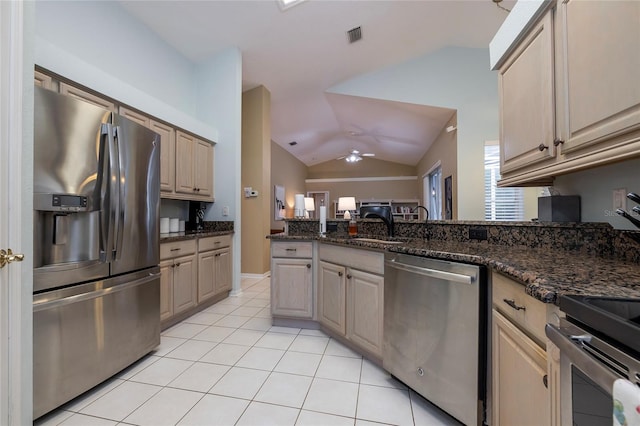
[319,243,384,275]
[271,241,312,258]
[199,235,231,252]
[160,239,196,260]
[492,272,550,345]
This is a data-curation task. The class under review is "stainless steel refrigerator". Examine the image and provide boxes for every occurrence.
[32,86,161,419]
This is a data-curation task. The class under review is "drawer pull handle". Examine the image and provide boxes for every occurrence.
[538,143,549,151]
[306,264,311,269]
[543,374,548,388]
[503,298,526,311]
[170,248,181,251]
[285,248,297,252]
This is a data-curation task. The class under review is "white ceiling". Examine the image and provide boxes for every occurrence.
[119,0,514,166]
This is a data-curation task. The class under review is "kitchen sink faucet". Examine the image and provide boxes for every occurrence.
[411,205,429,239]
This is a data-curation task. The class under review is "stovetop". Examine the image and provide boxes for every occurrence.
[560,294,640,355]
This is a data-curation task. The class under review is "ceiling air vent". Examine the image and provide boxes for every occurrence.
[289,141,298,146]
[347,26,362,44]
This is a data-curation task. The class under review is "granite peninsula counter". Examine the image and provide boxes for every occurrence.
[270,220,640,305]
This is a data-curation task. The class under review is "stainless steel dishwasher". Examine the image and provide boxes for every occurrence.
[384,252,488,426]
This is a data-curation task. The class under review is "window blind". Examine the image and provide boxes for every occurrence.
[484,144,524,221]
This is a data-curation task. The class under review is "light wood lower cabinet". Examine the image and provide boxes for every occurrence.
[270,241,314,319]
[492,309,549,426]
[318,261,346,333]
[318,244,384,358]
[491,272,558,426]
[198,236,232,303]
[160,240,197,322]
[161,235,232,327]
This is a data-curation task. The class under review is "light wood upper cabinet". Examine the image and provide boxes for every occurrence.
[150,120,176,193]
[34,71,52,89]
[558,0,640,154]
[496,2,640,186]
[176,131,214,201]
[499,11,557,175]
[59,82,116,112]
[118,106,149,127]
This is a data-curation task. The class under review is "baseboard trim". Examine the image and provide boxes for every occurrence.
[241,272,270,280]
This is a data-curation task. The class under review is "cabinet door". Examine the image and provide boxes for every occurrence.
[173,254,197,315]
[197,250,216,303]
[271,258,313,318]
[118,106,149,127]
[175,131,196,195]
[194,139,213,197]
[59,82,116,112]
[159,259,174,322]
[215,247,232,294]
[499,11,556,174]
[34,70,52,89]
[492,309,549,426]
[559,0,640,153]
[318,261,346,334]
[150,120,176,193]
[347,268,384,357]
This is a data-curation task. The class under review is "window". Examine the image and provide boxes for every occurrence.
[484,143,524,221]
[424,165,442,220]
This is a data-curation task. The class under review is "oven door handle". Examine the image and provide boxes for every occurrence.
[545,324,620,391]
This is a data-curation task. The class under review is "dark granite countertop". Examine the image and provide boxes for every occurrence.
[269,233,640,305]
[160,230,234,243]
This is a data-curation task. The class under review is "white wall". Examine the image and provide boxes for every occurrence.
[328,47,499,220]
[34,1,242,290]
[553,158,640,229]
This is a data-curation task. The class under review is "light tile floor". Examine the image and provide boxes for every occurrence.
[35,277,461,426]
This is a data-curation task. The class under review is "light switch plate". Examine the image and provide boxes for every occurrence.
[222,206,229,216]
[613,188,627,211]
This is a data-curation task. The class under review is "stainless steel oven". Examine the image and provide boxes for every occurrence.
[546,295,640,425]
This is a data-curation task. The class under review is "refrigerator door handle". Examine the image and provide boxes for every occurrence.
[114,126,125,261]
[108,125,120,261]
[99,123,113,262]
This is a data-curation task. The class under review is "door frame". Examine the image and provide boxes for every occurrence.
[0,1,33,424]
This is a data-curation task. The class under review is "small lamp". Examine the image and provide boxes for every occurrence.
[338,197,357,220]
[304,197,315,218]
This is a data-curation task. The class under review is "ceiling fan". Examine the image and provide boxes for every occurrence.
[336,149,375,163]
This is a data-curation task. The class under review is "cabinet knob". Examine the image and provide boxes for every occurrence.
[175,262,180,267]
[553,138,565,147]
[538,143,549,151]
[306,264,311,269]
[346,274,352,279]
[338,271,343,277]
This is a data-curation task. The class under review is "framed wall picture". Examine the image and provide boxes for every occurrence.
[444,175,452,220]
[274,185,285,221]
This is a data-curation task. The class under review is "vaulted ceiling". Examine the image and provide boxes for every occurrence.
[119,0,514,166]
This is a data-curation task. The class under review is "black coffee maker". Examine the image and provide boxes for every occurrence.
[188,201,207,231]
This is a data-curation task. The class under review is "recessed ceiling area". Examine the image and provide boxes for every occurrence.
[275,93,456,167]
[118,0,514,166]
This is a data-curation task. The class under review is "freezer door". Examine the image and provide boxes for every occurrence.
[33,267,161,419]
[110,115,160,275]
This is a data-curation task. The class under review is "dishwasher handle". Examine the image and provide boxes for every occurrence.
[385,259,475,284]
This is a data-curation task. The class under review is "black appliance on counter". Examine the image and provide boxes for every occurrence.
[546,295,640,425]
[187,201,208,231]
